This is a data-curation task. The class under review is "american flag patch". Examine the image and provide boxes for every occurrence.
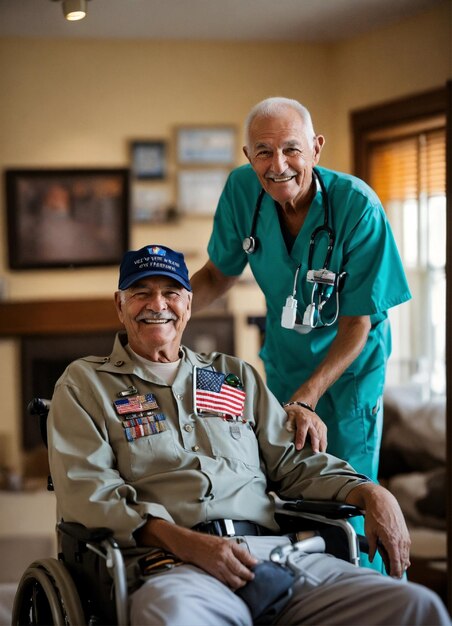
[114,393,158,415]
[122,413,166,441]
[195,368,246,417]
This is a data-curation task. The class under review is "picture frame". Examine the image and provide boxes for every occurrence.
[176,126,236,165]
[5,168,130,270]
[130,140,167,180]
[131,183,174,223]
[177,168,230,215]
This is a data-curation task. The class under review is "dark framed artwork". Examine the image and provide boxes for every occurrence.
[5,168,130,269]
[130,141,166,179]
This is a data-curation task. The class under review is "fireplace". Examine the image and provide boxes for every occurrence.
[11,301,234,451]
[21,332,117,450]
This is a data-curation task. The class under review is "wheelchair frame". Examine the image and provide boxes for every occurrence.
[12,398,365,626]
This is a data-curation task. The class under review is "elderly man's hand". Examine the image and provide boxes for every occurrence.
[284,404,327,452]
[346,483,411,578]
[135,518,258,590]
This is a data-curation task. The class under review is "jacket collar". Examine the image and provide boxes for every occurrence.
[97,331,223,380]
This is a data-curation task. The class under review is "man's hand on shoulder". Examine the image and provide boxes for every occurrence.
[284,403,327,452]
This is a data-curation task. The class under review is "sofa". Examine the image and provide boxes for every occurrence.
[380,385,446,601]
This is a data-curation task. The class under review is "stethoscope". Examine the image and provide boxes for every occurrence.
[242,168,334,262]
[242,168,345,332]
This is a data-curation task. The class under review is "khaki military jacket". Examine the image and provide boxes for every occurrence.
[48,332,368,548]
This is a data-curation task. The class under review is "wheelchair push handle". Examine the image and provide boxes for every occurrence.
[28,397,51,449]
[27,397,51,417]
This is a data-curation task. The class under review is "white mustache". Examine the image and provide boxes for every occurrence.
[265,169,297,181]
[136,313,177,322]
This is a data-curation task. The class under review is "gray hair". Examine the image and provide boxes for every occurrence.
[244,97,316,150]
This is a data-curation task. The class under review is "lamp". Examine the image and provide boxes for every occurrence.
[62,0,87,21]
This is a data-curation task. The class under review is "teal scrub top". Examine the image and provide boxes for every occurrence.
[208,164,411,431]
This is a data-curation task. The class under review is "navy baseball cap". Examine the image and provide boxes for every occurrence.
[118,245,192,291]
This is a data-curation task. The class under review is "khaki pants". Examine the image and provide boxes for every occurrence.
[130,535,450,626]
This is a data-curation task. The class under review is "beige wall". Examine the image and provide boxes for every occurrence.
[330,1,451,171]
[0,1,450,471]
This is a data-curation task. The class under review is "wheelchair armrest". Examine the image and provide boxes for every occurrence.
[270,492,363,519]
[58,521,115,544]
[279,499,362,519]
[271,493,365,566]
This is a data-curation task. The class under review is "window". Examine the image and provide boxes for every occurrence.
[352,88,447,400]
[369,123,446,396]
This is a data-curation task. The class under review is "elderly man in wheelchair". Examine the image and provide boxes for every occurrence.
[23,244,448,626]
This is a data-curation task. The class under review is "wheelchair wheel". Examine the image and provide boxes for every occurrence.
[12,557,86,626]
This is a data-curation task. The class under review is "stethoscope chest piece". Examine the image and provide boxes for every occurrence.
[242,236,257,255]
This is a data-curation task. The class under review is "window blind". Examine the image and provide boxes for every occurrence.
[368,127,445,204]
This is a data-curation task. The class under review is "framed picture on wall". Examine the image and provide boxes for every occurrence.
[176,126,236,165]
[177,168,230,215]
[131,183,174,222]
[130,140,167,179]
[5,168,130,270]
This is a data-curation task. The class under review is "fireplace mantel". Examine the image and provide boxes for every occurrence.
[0,299,122,336]
[0,299,232,338]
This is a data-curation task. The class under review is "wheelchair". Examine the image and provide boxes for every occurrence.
[12,398,368,626]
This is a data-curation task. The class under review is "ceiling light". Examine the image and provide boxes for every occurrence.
[62,0,87,21]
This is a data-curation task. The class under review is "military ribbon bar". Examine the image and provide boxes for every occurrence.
[114,393,158,415]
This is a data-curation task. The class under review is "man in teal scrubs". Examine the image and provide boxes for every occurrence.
[191,98,411,570]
